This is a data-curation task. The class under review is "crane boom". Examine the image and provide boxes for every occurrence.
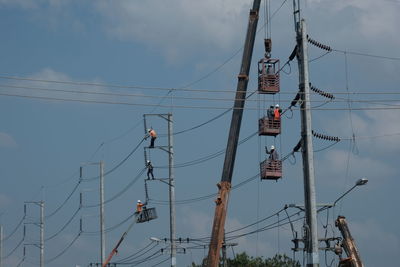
[336,216,364,267]
[102,213,140,267]
[207,1,261,266]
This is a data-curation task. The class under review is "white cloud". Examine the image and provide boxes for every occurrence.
[319,106,400,156]
[94,0,249,62]
[2,68,125,105]
[306,0,400,46]
[0,132,17,148]
[321,149,394,183]
[350,219,400,266]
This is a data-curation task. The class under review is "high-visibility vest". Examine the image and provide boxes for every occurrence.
[274,108,280,120]
[136,203,144,212]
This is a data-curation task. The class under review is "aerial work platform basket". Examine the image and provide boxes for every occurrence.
[136,207,158,223]
[258,58,280,94]
[258,116,281,136]
[260,159,282,180]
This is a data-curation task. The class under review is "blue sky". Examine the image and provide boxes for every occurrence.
[1,0,400,266]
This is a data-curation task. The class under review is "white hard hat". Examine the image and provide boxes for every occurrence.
[271,145,275,150]
[137,200,141,203]
[275,104,279,108]
[147,128,151,132]
[147,160,150,163]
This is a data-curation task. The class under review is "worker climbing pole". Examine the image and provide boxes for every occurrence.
[207,1,261,266]
[257,0,283,180]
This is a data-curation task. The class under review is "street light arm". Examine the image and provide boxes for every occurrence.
[333,184,357,207]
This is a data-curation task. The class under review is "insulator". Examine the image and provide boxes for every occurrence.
[312,130,341,142]
[310,84,335,100]
[291,92,301,107]
[307,35,332,52]
[293,139,302,152]
[289,45,298,61]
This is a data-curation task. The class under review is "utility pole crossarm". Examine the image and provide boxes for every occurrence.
[207,1,261,266]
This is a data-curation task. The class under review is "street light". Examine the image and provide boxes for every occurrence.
[333,178,368,207]
[286,178,369,213]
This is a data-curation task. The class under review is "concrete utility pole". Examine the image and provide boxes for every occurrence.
[336,216,363,267]
[167,114,176,267]
[0,225,3,267]
[207,1,261,266]
[40,201,44,267]
[295,16,320,267]
[143,113,176,267]
[100,161,105,266]
[25,201,44,267]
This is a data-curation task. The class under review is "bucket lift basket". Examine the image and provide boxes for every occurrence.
[258,58,280,94]
[136,207,158,223]
[259,116,281,136]
[260,159,282,180]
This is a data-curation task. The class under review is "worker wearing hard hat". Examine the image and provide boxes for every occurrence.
[274,104,282,120]
[136,200,144,213]
[265,145,279,160]
[146,160,154,180]
[146,128,157,148]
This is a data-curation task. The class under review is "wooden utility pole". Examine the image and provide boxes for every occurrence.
[207,1,261,266]
[336,216,364,267]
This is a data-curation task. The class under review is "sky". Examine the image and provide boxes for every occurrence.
[1,0,400,266]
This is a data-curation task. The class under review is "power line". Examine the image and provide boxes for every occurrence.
[45,207,80,241]
[83,168,145,208]
[44,231,81,264]
[333,49,400,61]
[83,138,145,182]
[45,181,81,219]
[1,214,25,242]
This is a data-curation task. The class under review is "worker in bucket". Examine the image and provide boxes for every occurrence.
[273,104,282,120]
[146,160,154,180]
[136,200,144,213]
[265,145,279,160]
[146,128,157,148]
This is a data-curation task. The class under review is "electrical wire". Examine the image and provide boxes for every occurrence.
[150,256,170,267]
[113,242,154,262]
[3,235,24,259]
[45,207,80,241]
[45,180,81,219]
[83,168,146,208]
[44,231,81,264]
[333,49,400,61]
[1,214,25,242]
[5,91,400,111]
[117,243,159,263]
[83,213,135,235]
[83,138,145,182]
[150,173,258,205]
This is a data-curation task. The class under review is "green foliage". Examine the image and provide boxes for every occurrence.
[190,252,300,267]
